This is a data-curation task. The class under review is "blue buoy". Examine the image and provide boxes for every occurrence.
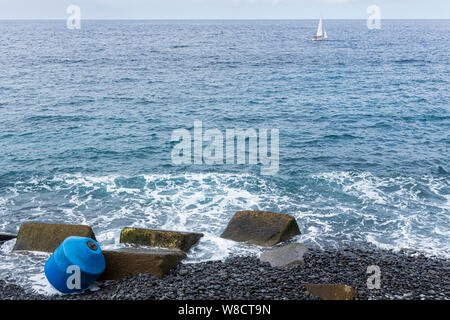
[44,236,105,294]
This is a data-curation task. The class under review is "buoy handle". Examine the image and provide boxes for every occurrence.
[87,241,98,251]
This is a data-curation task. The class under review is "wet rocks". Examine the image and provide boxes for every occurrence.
[13,222,96,252]
[221,210,300,246]
[0,233,16,244]
[260,243,308,267]
[120,227,203,252]
[99,248,186,280]
[306,284,357,300]
[1,246,449,300]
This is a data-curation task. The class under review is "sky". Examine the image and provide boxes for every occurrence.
[0,0,449,20]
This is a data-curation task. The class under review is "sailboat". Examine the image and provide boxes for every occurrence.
[312,17,328,41]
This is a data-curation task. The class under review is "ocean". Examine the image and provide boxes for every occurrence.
[0,20,449,294]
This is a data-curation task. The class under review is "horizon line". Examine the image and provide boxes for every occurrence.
[0,18,449,21]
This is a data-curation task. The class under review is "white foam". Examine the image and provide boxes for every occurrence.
[1,170,449,296]
[312,171,450,258]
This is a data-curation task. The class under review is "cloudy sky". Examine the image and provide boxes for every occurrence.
[0,0,448,19]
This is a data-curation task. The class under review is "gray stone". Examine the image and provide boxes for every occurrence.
[260,243,308,267]
[221,210,301,247]
[179,269,189,276]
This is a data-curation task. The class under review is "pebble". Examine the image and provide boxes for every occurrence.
[0,247,448,300]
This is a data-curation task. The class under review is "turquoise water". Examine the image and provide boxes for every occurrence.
[0,20,449,292]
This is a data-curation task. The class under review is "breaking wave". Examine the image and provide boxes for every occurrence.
[0,170,449,294]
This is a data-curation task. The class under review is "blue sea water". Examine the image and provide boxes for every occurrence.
[0,20,449,294]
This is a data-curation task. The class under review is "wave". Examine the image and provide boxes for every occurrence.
[25,115,95,123]
[323,134,359,140]
[308,171,450,257]
[393,58,432,65]
[0,171,449,295]
[42,58,88,65]
[1,171,449,256]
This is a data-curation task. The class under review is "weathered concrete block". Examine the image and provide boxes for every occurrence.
[99,248,186,280]
[120,227,203,252]
[13,222,96,252]
[260,243,308,267]
[220,210,300,246]
[306,284,357,300]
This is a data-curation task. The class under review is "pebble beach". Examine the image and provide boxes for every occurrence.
[1,246,448,300]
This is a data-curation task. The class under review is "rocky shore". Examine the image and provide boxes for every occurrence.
[1,246,448,300]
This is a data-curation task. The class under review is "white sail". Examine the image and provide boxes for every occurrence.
[316,18,323,37]
[323,26,328,39]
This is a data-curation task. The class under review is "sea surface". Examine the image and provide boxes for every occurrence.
[0,20,449,294]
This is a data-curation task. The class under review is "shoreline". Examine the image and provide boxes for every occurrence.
[1,246,448,300]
